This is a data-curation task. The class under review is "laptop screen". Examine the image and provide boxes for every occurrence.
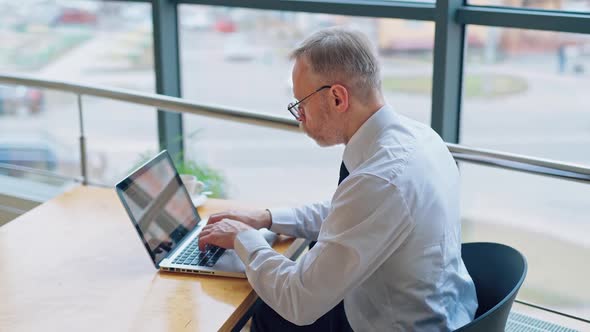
[116,151,201,267]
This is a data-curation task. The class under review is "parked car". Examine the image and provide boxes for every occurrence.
[55,7,97,25]
[0,85,45,116]
[0,139,107,180]
[0,142,58,172]
[214,18,237,33]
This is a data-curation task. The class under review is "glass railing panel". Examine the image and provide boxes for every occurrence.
[0,90,160,191]
[462,26,590,167]
[81,97,159,186]
[460,163,590,319]
[182,113,344,206]
[0,89,81,198]
[179,4,434,125]
[0,1,157,190]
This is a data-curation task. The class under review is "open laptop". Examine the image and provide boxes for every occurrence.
[115,150,276,278]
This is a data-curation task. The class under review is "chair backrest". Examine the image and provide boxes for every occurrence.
[454,242,527,332]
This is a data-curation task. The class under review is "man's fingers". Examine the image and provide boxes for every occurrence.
[198,233,214,251]
[207,212,231,224]
[199,226,212,238]
[198,224,216,250]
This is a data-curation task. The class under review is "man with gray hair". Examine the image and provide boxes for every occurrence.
[198,28,477,331]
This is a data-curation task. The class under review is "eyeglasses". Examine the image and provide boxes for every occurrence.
[287,85,331,121]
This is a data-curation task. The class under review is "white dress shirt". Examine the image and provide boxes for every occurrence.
[234,105,478,331]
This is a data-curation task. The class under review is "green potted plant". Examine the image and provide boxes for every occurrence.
[129,129,227,198]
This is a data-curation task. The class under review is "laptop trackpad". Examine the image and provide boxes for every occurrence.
[215,250,246,273]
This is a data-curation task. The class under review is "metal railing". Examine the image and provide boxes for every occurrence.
[2,73,590,186]
[448,143,590,184]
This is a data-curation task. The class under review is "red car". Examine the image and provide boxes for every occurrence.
[214,19,236,33]
[57,8,97,25]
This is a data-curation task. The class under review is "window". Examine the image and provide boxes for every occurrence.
[178,5,435,203]
[461,26,590,319]
[461,26,590,166]
[179,5,434,125]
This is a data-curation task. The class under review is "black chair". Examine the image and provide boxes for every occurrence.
[454,242,527,332]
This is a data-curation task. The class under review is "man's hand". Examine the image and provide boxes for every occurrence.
[207,209,272,230]
[198,219,254,251]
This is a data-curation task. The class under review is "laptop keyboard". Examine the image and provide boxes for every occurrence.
[172,237,225,267]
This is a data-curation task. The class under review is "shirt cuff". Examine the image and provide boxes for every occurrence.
[268,208,297,234]
[234,229,272,264]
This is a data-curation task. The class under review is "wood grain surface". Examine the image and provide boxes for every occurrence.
[0,185,297,332]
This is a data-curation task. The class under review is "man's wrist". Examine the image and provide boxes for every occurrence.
[264,209,273,229]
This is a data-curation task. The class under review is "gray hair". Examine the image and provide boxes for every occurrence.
[290,27,382,99]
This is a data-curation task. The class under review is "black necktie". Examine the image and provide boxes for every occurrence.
[338,161,349,186]
[309,161,350,251]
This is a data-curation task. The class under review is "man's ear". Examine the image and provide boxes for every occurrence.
[330,84,349,113]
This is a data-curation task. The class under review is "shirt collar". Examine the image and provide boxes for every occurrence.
[342,105,396,172]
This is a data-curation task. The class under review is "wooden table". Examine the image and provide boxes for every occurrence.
[0,185,303,332]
